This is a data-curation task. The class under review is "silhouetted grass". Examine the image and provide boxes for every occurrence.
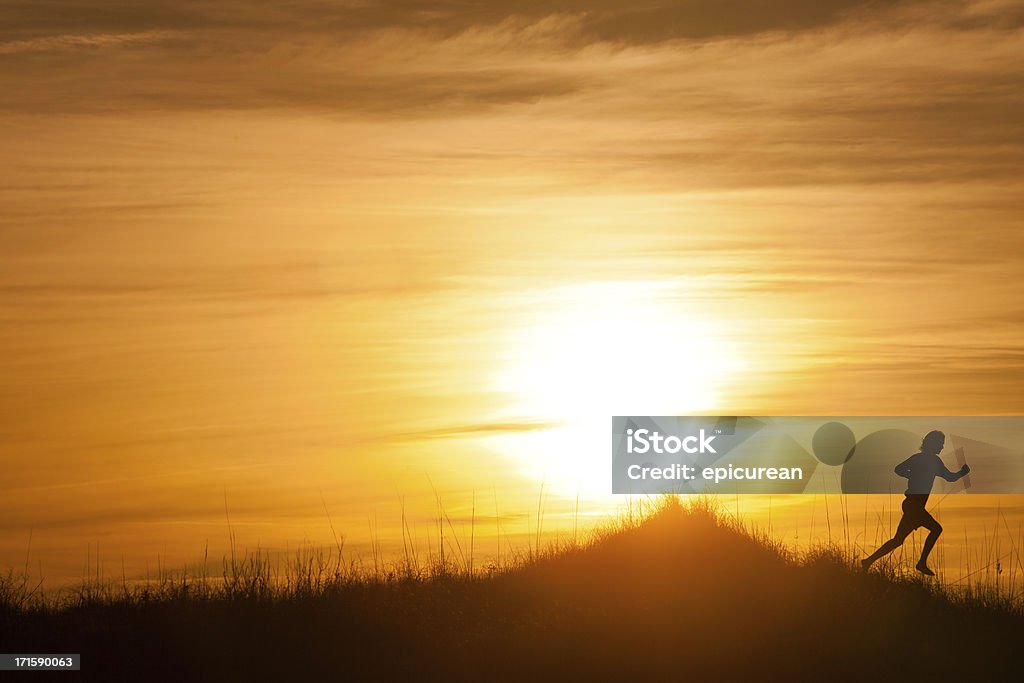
[1,496,1022,681]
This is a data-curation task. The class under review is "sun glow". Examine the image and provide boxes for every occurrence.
[490,282,743,498]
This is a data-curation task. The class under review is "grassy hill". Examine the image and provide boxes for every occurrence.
[2,498,1022,681]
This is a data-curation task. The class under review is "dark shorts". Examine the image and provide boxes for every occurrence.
[895,495,941,540]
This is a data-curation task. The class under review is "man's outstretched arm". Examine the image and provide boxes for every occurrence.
[937,458,970,482]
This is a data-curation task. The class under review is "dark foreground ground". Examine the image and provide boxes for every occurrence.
[2,501,1022,681]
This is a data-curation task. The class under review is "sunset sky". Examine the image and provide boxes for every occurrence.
[2,1,1023,581]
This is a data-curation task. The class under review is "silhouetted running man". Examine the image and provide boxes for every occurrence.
[861,430,970,576]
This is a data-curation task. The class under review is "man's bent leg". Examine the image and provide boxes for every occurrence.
[917,512,942,574]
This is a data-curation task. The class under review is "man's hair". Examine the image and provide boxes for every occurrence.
[922,430,945,452]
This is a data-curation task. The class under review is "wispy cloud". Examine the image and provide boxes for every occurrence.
[0,29,176,55]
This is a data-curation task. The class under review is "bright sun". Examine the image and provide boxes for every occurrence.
[489,281,743,499]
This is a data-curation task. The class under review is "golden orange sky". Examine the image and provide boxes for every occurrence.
[2,1,1024,582]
